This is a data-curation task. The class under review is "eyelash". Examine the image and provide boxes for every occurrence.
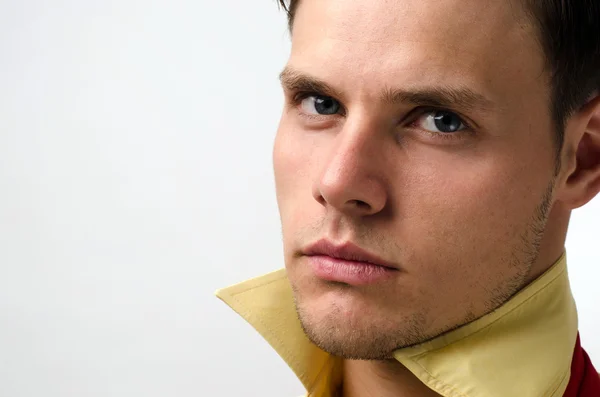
[292,91,347,118]
[290,90,474,141]
[407,107,474,141]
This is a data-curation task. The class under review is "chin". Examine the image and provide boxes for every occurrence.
[294,289,429,360]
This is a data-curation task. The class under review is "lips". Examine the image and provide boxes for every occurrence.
[303,239,398,269]
[303,239,399,285]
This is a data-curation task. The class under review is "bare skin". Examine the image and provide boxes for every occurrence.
[272,0,600,396]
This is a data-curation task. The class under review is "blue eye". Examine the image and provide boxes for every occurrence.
[416,110,466,133]
[300,95,341,115]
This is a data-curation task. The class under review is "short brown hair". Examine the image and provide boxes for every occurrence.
[277,0,600,153]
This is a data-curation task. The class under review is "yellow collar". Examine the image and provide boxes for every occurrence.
[216,254,578,397]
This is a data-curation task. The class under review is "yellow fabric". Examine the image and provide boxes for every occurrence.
[216,254,578,397]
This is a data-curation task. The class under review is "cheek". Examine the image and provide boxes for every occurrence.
[274,127,302,200]
[407,138,550,225]
[273,125,316,233]
[399,152,546,273]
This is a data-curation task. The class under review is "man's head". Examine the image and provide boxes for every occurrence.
[272,0,600,360]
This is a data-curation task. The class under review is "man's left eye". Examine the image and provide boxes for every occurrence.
[300,95,341,115]
[414,110,467,134]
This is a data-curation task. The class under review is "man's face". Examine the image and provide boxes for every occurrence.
[273,0,557,359]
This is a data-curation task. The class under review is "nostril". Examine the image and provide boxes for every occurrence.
[350,199,370,209]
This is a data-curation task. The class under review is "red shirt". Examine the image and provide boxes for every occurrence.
[563,334,600,396]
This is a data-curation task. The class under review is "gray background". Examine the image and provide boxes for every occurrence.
[0,1,598,396]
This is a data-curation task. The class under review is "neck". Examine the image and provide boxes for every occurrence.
[341,359,441,397]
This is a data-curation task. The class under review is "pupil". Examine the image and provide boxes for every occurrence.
[315,96,339,115]
[434,111,461,133]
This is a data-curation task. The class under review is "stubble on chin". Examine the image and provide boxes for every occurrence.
[291,289,429,360]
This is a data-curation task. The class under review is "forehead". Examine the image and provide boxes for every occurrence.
[289,0,547,105]
[293,0,533,46]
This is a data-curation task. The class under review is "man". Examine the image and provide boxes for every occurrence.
[217,0,600,395]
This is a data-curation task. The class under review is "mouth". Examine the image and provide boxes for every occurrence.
[302,239,399,286]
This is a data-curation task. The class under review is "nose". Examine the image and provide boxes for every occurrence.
[312,131,388,217]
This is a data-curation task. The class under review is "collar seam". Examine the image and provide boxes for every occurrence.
[407,362,570,397]
[412,368,468,397]
[545,364,572,397]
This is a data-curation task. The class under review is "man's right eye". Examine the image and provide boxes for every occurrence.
[299,95,342,116]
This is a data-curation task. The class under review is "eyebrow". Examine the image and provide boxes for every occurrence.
[383,87,494,112]
[279,67,343,99]
[279,67,495,113]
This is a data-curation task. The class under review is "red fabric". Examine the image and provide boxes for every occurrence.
[563,334,600,396]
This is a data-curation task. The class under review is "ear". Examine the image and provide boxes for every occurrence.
[555,95,600,209]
